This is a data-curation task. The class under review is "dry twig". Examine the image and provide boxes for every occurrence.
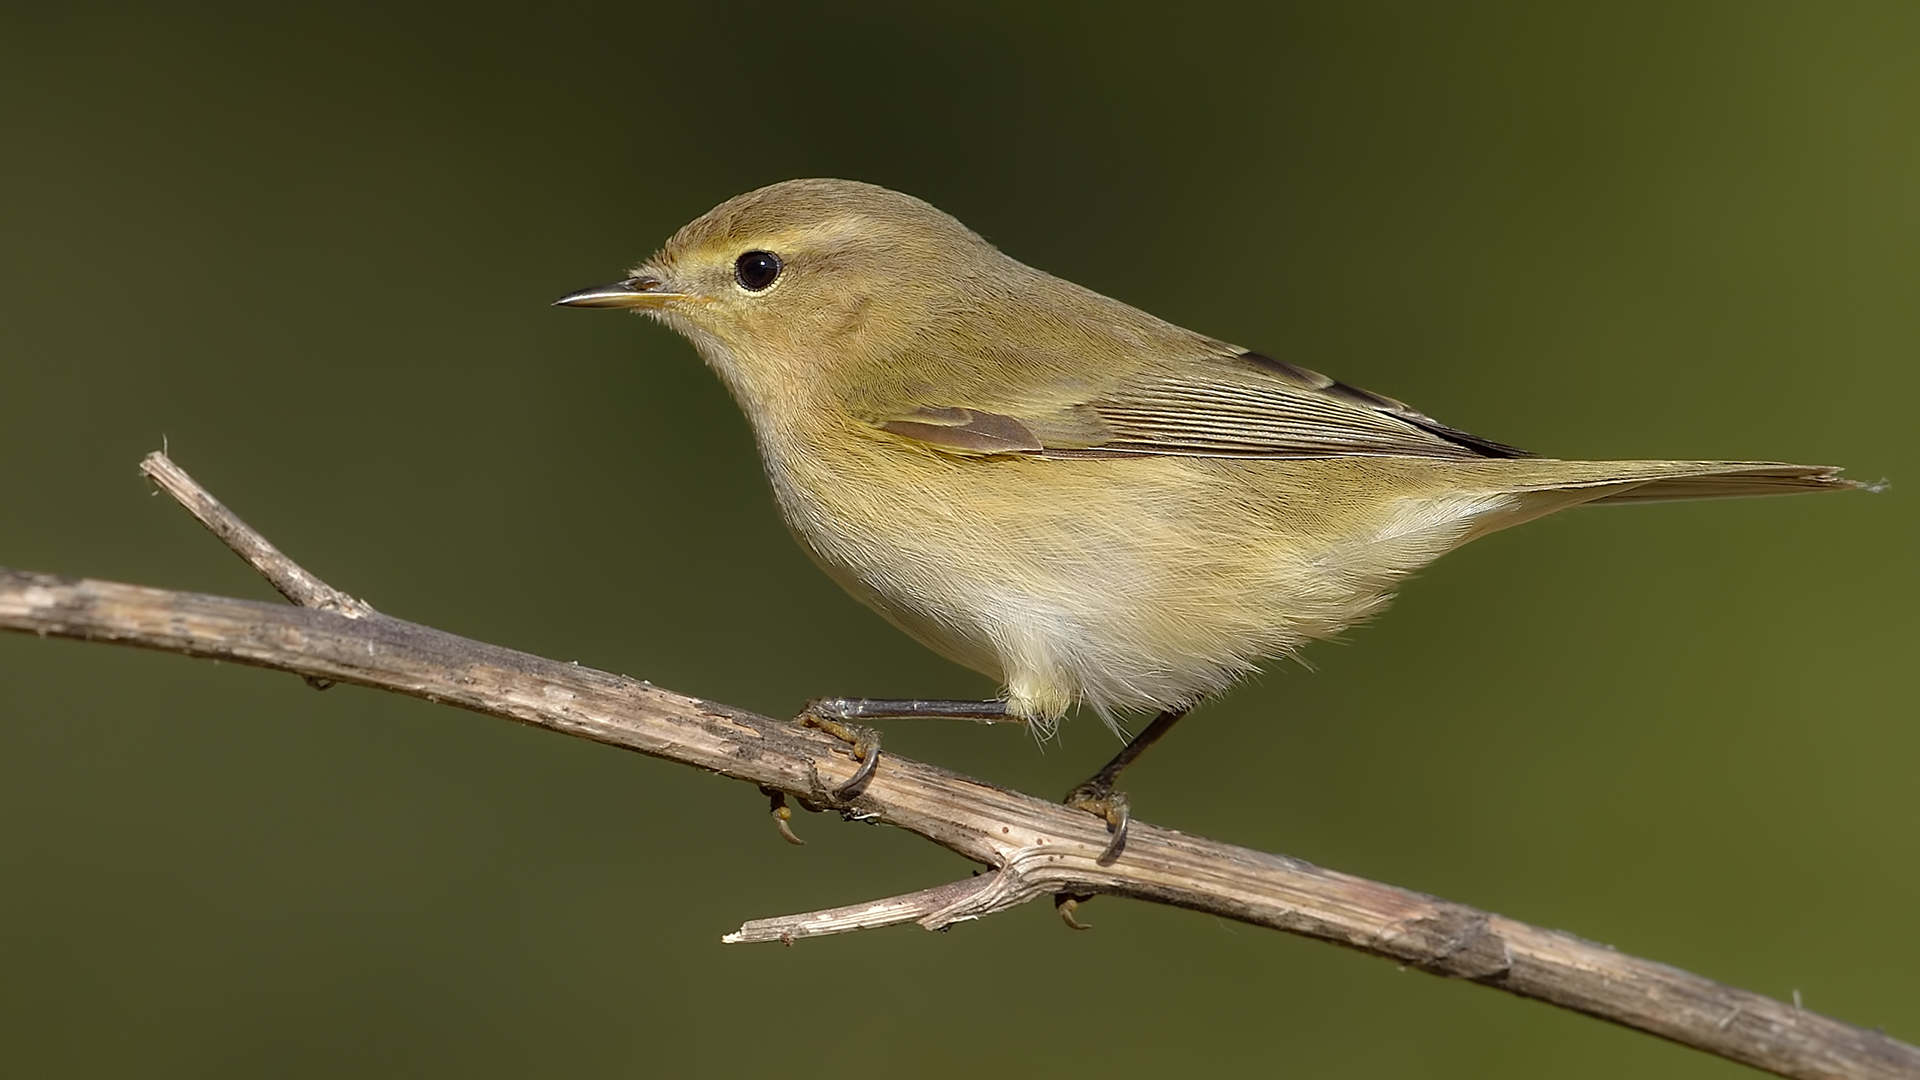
[0,452,1911,1080]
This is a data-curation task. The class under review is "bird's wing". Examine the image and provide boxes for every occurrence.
[877,349,1529,461]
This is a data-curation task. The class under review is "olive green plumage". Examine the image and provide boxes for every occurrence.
[561,179,1856,733]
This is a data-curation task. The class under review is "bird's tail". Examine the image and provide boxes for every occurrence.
[1579,463,1865,503]
[1450,459,1870,542]
[1485,459,1866,504]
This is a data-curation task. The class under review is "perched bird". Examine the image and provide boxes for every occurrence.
[558,178,1858,859]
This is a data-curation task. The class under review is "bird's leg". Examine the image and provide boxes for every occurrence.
[795,698,1018,802]
[808,697,1019,724]
[1063,707,1189,865]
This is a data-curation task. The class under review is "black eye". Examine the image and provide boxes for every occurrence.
[734,250,782,291]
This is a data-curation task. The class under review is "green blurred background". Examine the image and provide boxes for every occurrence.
[2,3,1914,1076]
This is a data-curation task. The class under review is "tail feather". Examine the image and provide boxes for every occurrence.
[1451,460,1867,543]
[1586,463,1863,503]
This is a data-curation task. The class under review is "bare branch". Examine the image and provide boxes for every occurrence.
[0,455,1912,1080]
[139,451,371,617]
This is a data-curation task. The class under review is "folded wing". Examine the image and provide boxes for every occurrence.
[879,348,1529,461]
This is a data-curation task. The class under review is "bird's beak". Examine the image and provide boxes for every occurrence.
[552,275,694,309]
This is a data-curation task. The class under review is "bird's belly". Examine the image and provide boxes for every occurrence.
[762,444,1488,730]
[792,513,1243,730]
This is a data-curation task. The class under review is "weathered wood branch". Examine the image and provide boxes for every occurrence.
[0,454,1911,1080]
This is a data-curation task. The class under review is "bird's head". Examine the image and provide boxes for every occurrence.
[557,178,1006,412]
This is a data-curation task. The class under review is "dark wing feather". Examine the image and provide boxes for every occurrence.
[1204,351,1530,459]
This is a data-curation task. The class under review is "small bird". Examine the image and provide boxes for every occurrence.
[558,178,1858,859]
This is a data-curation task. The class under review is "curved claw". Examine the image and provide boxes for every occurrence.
[763,786,807,845]
[773,805,806,846]
[833,738,881,800]
[1095,796,1130,865]
[797,712,882,801]
[1056,894,1094,930]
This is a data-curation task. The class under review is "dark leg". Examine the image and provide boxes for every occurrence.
[808,698,1019,723]
[797,698,1019,803]
[1063,707,1190,865]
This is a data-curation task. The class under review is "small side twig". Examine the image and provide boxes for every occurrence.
[723,874,1007,943]
[140,452,371,617]
[140,451,369,690]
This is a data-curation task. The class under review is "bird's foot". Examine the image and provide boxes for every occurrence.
[1063,778,1130,865]
[797,706,882,800]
